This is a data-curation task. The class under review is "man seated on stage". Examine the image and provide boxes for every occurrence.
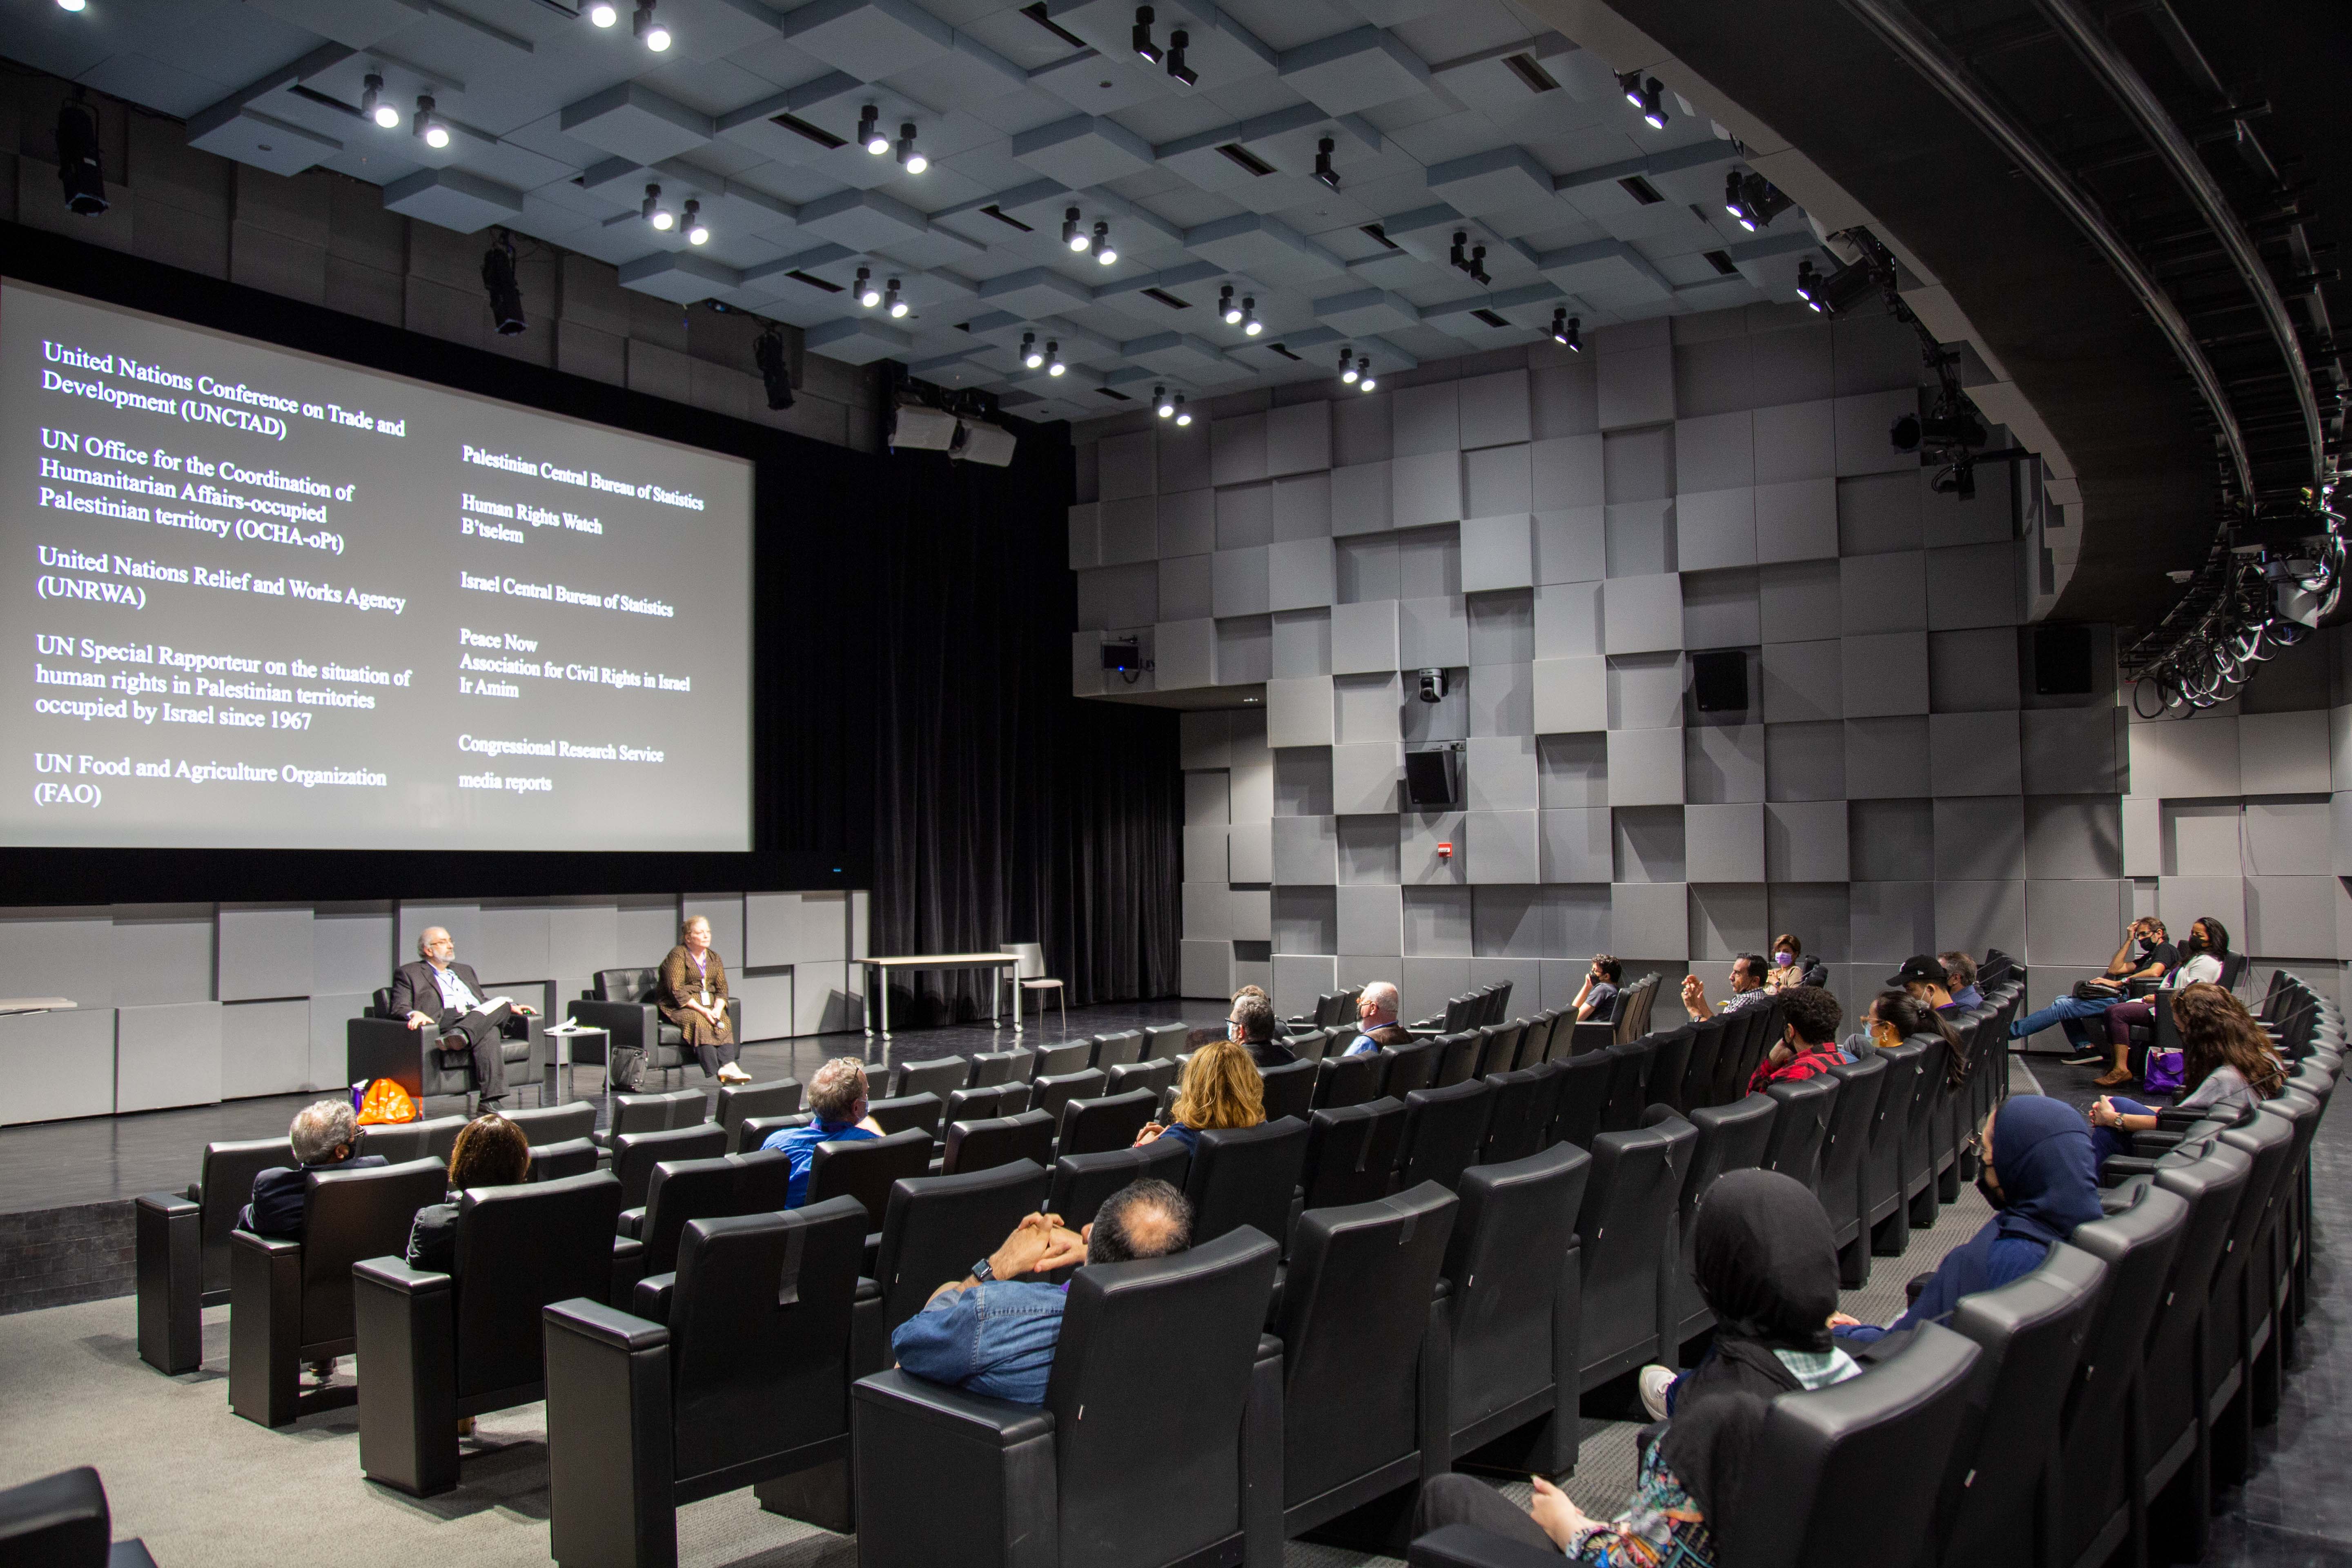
[390,927,537,1107]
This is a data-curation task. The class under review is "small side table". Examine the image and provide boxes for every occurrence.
[546,1025,612,1099]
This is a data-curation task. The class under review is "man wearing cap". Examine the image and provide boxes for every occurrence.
[1891,955,1967,1015]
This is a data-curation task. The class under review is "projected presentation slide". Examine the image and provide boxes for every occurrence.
[0,279,753,851]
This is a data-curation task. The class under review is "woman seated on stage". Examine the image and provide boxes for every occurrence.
[1133,1038,1265,1161]
[660,915,749,1085]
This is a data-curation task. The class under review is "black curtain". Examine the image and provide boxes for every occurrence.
[755,421,1181,1019]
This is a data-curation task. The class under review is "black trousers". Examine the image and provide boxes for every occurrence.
[695,1038,740,1077]
[1412,1474,1556,1554]
[439,1000,512,1098]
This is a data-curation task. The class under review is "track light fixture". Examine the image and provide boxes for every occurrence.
[1314,137,1338,191]
[1550,308,1580,351]
[886,278,908,317]
[414,96,449,150]
[1133,6,1161,64]
[1219,283,1240,325]
[1797,252,1882,316]
[1795,258,1824,312]
[57,0,87,9]
[633,2,670,50]
[1450,231,1467,271]
[1173,393,1192,425]
[1093,221,1116,265]
[1046,340,1065,376]
[858,105,887,156]
[1724,170,1792,233]
[682,198,707,245]
[1155,385,1174,418]
[855,266,880,308]
[1242,296,1261,336]
[1357,359,1376,392]
[1339,346,1357,384]
[1166,28,1196,87]
[1065,207,1090,252]
[56,97,106,215]
[587,2,617,25]
[362,74,399,130]
[1618,72,1666,129]
[1021,331,1043,369]
[642,183,673,229]
[896,123,926,174]
[1469,244,1490,286]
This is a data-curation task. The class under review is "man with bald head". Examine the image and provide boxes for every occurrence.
[1343,981,1414,1056]
[388,927,536,1105]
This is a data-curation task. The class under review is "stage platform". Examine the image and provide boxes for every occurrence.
[0,997,1224,1314]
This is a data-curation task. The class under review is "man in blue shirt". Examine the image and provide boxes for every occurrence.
[760,1056,884,1207]
[1343,981,1412,1056]
[891,1179,1194,1405]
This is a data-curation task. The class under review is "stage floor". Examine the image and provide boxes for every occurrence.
[0,997,1225,1218]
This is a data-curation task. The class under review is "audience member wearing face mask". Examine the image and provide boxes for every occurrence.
[1762,934,1827,991]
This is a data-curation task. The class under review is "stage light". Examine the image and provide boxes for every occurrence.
[1174,393,1191,425]
[1726,170,1753,230]
[414,96,450,149]
[587,2,617,24]
[1242,297,1261,335]
[1021,331,1043,369]
[57,0,87,10]
[1357,359,1376,392]
[1619,71,1644,108]
[1450,230,1467,271]
[1315,137,1338,190]
[56,99,106,215]
[753,324,795,410]
[885,278,908,317]
[1133,5,1161,64]
[855,266,880,308]
[1065,206,1089,252]
[1811,252,1883,316]
[1340,345,1357,384]
[1795,257,1824,312]
[896,123,926,174]
[633,2,670,50]
[1046,340,1065,376]
[1094,221,1115,264]
[1470,244,1489,286]
[1166,28,1196,87]
[643,183,673,229]
[1219,283,1240,324]
[1724,170,1791,234]
[362,74,400,129]
[1622,74,1666,129]
[683,198,707,244]
[859,105,887,155]
[1550,308,1580,352]
[481,228,525,335]
[1155,385,1174,417]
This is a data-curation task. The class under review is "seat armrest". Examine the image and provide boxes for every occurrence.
[632,1272,676,1323]
[618,1206,646,1239]
[229,1228,303,1261]
[610,1236,646,1304]
[1408,1523,1573,1568]
[544,1296,668,1353]
[851,1368,1057,1445]
[2129,1131,2188,1156]
[137,1190,198,1220]
[353,1255,448,1296]
[2154,1109,2207,1129]
[2100,1155,2162,1184]
[567,998,655,1048]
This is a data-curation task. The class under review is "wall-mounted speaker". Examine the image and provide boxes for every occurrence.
[1404,748,1461,809]
[1691,649,1749,713]
[2034,625,2094,695]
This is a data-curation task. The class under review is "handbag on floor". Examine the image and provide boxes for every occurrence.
[2142,1048,2186,1096]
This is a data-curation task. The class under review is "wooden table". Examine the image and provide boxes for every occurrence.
[862,954,1021,1036]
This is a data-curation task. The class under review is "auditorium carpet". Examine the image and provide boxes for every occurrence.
[2,1061,2334,1567]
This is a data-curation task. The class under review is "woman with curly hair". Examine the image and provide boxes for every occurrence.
[1134,1037,1265,1161]
[2087,979,2284,1166]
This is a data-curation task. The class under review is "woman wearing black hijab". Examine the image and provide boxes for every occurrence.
[1412,1169,1859,1565]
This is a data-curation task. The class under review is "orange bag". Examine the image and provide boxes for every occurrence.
[356,1078,418,1125]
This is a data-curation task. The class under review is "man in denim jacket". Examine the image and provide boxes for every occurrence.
[890,1180,1193,1404]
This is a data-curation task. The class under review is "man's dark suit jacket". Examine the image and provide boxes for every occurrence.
[1247,1037,1297,1069]
[389,960,492,1028]
[239,1154,388,1239]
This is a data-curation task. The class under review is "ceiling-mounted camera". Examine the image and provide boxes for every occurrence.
[1416,668,1448,704]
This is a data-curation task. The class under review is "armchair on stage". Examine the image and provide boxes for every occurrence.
[345,987,551,1109]
[566,968,743,1092]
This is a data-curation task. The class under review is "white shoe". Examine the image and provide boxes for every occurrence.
[718,1066,751,1085]
[1638,1363,1675,1421]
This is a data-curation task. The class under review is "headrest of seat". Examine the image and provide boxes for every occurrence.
[596,967,659,1002]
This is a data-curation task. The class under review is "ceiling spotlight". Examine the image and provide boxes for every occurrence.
[855,266,880,308]
[1166,27,1196,87]
[587,1,617,24]
[1314,136,1338,191]
[1339,346,1358,384]
[1724,170,1791,234]
[1174,393,1192,425]
[1155,385,1174,417]
[1065,206,1090,252]
[896,123,926,174]
[1093,221,1116,265]
[1021,332,1043,369]
[885,278,908,317]
[414,96,450,150]
[633,2,670,51]
[1133,5,1161,64]
[1619,70,1645,109]
[1550,308,1580,352]
[1795,258,1824,312]
[1450,230,1468,271]
[362,74,399,130]
[1357,359,1376,392]
[1219,283,1240,325]
[859,105,888,156]
[1470,244,1490,286]
[56,0,87,9]
[1726,170,1752,230]
[682,198,707,245]
[1810,252,1884,315]
[1046,340,1065,376]
[1636,76,1667,129]
[642,183,673,229]
[1241,296,1261,335]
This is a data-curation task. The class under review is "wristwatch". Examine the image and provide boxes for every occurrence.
[971,1256,995,1282]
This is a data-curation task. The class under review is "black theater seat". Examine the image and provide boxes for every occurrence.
[872,1160,1053,1343]
[1574,1116,1692,1391]
[1759,1071,1839,1189]
[1056,1087,1157,1157]
[524,1136,599,1183]
[620,1149,793,1279]
[609,1123,729,1209]
[713,1078,801,1151]
[135,1134,292,1374]
[1646,1094,1777,1348]
[939,1109,1055,1176]
[1301,1098,1406,1212]
[1046,1140,1189,1230]
[1260,1056,1318,1124]
[1313,1050,1384,1109]
[1187,1118,1309,1247]
[0,1466,156,1568]
[887,1057,967,1100]
[1820,1054,1886,1286]
[1439,1144,1588,1477]
[805,1128,935,1234]
[1396,1079,1494,1192]
[1476,1064,1564,1167]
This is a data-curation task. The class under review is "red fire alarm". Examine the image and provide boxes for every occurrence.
[1436,841,1454,860]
